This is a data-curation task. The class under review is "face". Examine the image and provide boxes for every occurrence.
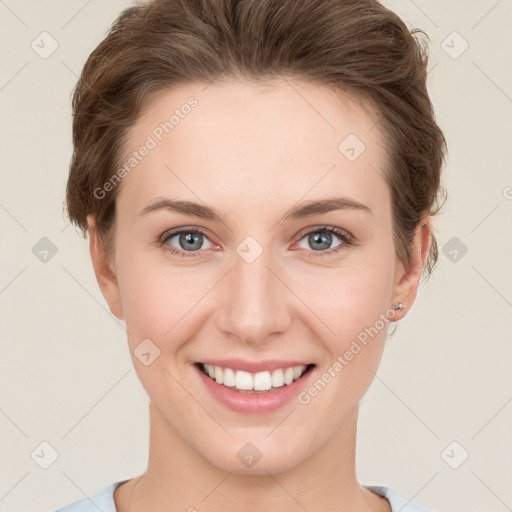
[90,78,427,475]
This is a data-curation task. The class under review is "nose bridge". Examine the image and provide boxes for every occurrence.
[215,244,291,344]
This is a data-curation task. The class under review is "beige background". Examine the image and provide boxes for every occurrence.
[1,1,511,511]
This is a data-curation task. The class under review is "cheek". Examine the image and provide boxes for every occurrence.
[295,252,395,345]
[295,264,393,418]
[116,259,209,401]
[293,250,396,405]
[116,228,396,356]
[116,250,214,350]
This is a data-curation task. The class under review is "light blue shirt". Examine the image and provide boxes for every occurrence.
[53,479,432,511]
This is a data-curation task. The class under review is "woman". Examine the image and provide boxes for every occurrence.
[55,0,446,510]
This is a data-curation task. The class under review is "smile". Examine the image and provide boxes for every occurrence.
[197,362,315,393]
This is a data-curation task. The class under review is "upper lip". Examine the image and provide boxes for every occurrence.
[198,359,314,373]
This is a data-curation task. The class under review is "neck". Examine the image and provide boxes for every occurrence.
[118,401,388,512]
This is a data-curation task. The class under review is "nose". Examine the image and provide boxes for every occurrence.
[214,247,292,346]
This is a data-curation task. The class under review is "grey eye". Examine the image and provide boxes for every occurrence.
[165,231,214,252]
[297,230,344,251]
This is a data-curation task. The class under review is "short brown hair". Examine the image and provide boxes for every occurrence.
[66,0,447,277]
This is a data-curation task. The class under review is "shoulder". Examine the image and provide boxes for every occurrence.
[365,484,434,512]
[53,480,434,512]
[53,480,128,512]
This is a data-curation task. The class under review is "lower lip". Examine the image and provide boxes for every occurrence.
[194,363,315,414]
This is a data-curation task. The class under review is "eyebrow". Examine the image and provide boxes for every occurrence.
[138,196,372,222]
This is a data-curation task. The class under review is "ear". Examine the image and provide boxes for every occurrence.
[87,215,124,320]
[391,216,431,320]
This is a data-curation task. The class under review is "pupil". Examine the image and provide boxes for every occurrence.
[181,232,202,251]
[310,231,331,250]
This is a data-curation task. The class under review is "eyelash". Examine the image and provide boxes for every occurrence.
[158,226,353,259]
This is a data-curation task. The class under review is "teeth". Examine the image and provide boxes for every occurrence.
[284,367,294,385]
[223,367,236,387]
[254,371,272,391]
[202,363,309,392]
[235,370,253,390]
[272,369,284,388]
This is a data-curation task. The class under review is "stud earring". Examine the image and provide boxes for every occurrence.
[392,302,405,311]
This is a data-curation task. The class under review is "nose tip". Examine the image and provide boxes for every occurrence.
[214,255,291,345]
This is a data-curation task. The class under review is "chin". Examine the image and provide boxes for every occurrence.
[198,435,308,476]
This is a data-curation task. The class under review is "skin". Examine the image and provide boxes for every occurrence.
[87,78,430,512]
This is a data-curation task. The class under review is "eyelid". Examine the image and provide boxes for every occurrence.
[159,225,212,244]
[292,224,353,244]
[159,226,219,252]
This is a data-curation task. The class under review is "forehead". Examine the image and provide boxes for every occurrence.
[118,78,390,219]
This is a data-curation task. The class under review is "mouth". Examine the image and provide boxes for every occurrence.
[194,362,316,394]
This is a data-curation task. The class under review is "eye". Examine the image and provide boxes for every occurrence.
[295,226,352,257]
[158,225,352,258]
[160,227,215,257]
